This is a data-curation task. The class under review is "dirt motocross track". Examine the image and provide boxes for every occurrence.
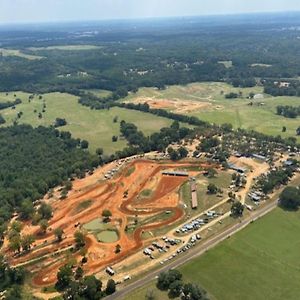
[8,159,213,286]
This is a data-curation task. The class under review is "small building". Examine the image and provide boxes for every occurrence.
[190,182,197,192]
[228,163,246,174]
[162,171,189,177]
[191,191,198,209]
[284,160,294,167]
[252,154,267,161]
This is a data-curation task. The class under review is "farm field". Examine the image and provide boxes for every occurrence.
[0,92,174,154]
[123,208,300,300]
[125,82,300,139]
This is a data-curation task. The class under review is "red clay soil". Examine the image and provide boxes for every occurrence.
[5,159,215,287]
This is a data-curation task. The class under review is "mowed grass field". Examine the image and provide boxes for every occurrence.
[125,82,300,140]
[0,92,174,154]
[123,208,300,300]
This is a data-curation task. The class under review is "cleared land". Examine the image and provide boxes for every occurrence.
[125,82,300,139]
[7,159,212,287]
[0,48,43,60]
[0,92,174,154]
[123,208,300,300]
[180,170,232,214]
[28,45,102,51]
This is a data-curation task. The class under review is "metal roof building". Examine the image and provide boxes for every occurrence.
[191,191,198,209]
[162,171,189,177]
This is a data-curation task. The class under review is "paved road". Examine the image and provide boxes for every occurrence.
[106,200,278,300]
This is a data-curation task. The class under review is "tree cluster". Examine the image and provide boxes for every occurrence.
[279,186,300,210]
[56,264,116,299]
[156,269,208,299]
[276,105,300,119]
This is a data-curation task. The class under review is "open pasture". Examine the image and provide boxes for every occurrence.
[179,208,300,300]
[0,92,173,154]
[123,208,300,300]
[125,82,300,139]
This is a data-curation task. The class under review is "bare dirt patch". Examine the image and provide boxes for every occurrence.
[127,96,212,114]
[6,159,215,287]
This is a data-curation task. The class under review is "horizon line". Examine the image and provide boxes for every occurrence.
[0,10,299,27]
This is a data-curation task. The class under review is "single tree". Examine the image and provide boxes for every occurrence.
[178,147,188,159]
[181,283,208,300]
[145,289,156,300]
[96,148,104,156]
[10,221,22,233]
[102,209,112,222]
[56,264,73,290]
[38,202,53,220]
[105,279,116,295]
[54,227,64,242]
[207,183,218,195]
[20,234,35,251]
[279,186,300,210]
[81,140,89,149]
[39,219,48,234]
[231,201,244,218]
[19,199,34,220]
[207,168,217,178]
[9,235,21,253]
[81,275,103,299]
[115,244,121,254]
[169,280,184,298]
[75,266,84,280]
[74,231,86,248]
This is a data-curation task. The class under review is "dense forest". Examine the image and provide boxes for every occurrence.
[0,13,300,94]
[0,125,100,225]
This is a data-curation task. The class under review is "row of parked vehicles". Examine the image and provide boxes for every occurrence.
[143,237,182,259]
[176,210,219,234]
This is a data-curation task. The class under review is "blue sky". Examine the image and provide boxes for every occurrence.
[0,0,300,24]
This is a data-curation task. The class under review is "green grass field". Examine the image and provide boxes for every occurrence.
[28,45,102,51]
[125,82,300,140]
[124,208,300,300]
[0,48,43,60]
[180,170,232,215]
[0,92,174,154]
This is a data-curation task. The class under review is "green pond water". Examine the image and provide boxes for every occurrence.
[83,218,119,243]
[82,218,105,231]
[96,230,119,243]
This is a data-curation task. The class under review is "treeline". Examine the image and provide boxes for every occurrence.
[156,269,208,299]
[276,105,300,118]
[78,88,128,110]
[264,81,300,97]
[114,102,209,127]
[56,263,116,299]
[0,98,21,110]
[257,163,297,194]
[115,120,193,158]
[0,255,25,298]
[0,114,5,125]
[0,125,101,225]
